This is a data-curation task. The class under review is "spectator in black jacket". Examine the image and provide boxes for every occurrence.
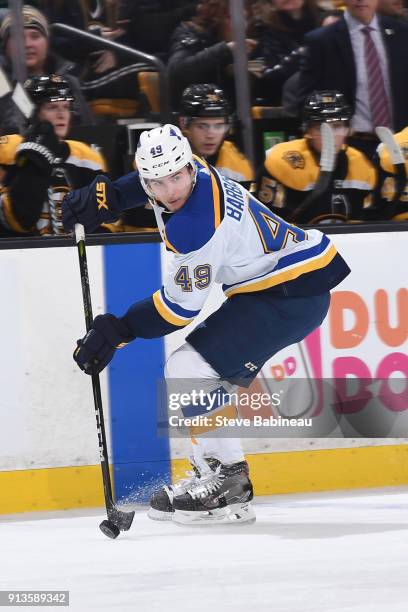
[167,0,257,109]
[118,0,199,60]
[250,0,322,105]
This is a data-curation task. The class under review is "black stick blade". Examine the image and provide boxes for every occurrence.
[108,507,135,532]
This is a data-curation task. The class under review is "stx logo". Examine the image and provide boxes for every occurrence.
[96,182,108,210]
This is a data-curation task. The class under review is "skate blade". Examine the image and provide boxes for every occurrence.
[147,507,174,521]
[173,502,256,527]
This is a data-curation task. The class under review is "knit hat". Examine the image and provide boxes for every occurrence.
[0,6,49,46]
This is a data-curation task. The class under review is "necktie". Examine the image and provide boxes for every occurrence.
[362,26,391,128]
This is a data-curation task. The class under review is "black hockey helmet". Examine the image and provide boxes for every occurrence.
[24,74,74,107]
[302,90,351,130]
[180,83,231,118]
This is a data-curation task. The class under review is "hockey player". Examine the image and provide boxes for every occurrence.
[373,126,408,221]
[179,83,254,186]
[62,124,350,526]
[256,91,376,224]
[0,75,107,237]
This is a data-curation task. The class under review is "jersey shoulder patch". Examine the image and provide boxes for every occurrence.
[264,138,317,190]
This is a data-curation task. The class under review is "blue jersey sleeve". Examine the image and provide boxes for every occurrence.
[114,171,149,211]
[121,296,181,338]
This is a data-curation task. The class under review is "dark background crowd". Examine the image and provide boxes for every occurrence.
[1,0,408,237]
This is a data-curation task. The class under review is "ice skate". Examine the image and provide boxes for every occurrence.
[148,458,220,521]
[172,460,256,526]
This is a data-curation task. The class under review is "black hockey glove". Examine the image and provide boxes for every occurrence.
[62,175,121,233]
[16,120,64,175]
[74,314,136,375]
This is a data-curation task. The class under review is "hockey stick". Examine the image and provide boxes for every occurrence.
[375,126,407,211]
[290,122,336,222]
[75,223,135,539]
[0,66,34,119]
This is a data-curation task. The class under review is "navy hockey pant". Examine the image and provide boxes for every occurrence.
[187,291,330,386]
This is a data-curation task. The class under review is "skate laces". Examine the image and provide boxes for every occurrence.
[186,465,224,500]
[164,470,199,502]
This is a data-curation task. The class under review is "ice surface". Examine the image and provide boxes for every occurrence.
[1,489,408,612]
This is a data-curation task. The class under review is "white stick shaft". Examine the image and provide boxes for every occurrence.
[375,126,405,165]
[75,223,85,243]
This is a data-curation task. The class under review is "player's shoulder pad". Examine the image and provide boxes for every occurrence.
[218,140,253,180]
[345,146,376,187]
[264,138,316,189]
[163,159,224,255]
[0,134,23,166]
[65,139,107,172]
[377,127,408,174]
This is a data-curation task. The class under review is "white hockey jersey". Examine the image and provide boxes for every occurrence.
[149,156,350,329]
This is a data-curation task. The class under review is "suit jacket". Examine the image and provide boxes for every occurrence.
[298,15,408,131]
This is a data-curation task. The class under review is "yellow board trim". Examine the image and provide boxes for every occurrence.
[0,464,109,514]
[172,444,408,495]
[152,289,193,327]
[225,244,337,297]
[2,445,408,514]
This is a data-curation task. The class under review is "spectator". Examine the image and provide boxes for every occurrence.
[76,0,193,105]
[250,0,322,105]
[167,0,258,109]
[0,75,107,237]
[255,90,376,223]
[0,5,94,134]
[118,0,199,60]
[281,7,343,114]
[297,0,408,159]
[179,83,254,184]
[37,0,88,65]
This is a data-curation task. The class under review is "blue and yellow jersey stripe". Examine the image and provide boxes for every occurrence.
[152,287,199,327]
[224,234,338,297]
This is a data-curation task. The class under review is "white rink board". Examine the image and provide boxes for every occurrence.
[0,246,109,470]
[0,230,406,475]
[163,231,408,457]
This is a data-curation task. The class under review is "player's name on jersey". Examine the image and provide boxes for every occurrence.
[167,415,313,428]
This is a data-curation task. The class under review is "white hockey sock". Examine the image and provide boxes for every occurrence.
[192,435,244,468]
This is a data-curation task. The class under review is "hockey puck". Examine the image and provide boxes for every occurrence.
[99,519,120,539]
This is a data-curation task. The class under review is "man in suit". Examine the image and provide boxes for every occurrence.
[298,0,408,158]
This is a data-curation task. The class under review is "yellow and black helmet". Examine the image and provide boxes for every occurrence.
[302,90,351,130]
[24,74,74,107]
[180,83,231,118]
